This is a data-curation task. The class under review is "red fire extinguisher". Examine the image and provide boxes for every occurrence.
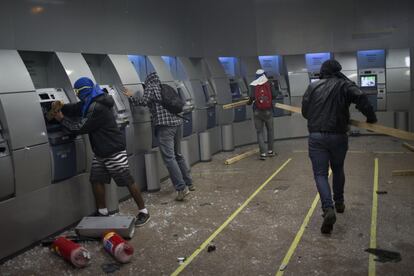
[51,237,91,268]
[103,231,134,263]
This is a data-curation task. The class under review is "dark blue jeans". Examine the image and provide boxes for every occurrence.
[156,125,192,191]
[308,132,348,209]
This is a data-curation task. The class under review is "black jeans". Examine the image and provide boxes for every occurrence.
[308,132,348,209]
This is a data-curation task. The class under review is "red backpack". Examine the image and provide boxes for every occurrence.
[254,82,272,110]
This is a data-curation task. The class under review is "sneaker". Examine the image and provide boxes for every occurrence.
[260,153,266,160]
[187,184,195,191]
[93,210,109,217]
[175,187,190,201]
[321,207,336,234]
[267,151,276,157]
[335,202,345,213]
[135,212,150,227]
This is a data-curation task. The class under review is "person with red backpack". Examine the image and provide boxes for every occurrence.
[247,69,278,160]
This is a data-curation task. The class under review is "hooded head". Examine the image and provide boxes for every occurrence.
[255,69,266,79]
[320,59,342,79]
[74,77,104,117]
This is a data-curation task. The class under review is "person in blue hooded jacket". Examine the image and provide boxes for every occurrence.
[53,77,150,226]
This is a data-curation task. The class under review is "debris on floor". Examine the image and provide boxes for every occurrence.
[207,243,216,253]
[365,248,402,263]
[376,190,388,195]
[177,257,186,265]
[101,263,121,274]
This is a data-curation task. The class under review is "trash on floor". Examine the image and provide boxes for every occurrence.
[207,243,216,253]
[376,190,388,194]
[365,248,402,263]
[177,257,186,264]
[101,263,121,274]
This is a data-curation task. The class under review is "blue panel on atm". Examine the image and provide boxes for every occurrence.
[219,57,236,77]
[51,142,77,183]
[182,112,193,137]
[305,53,331,72]
[357,50,385,68]
[128,55,149,80]
[207,106,216,129]
[259,55,281,77]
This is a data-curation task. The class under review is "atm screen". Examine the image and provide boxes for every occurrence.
[360,75,377,88]
[230,82,240,98]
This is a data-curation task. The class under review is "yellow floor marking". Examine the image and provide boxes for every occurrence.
[170,158,292,276]
[275,169,332,276]
[369,158,379,276]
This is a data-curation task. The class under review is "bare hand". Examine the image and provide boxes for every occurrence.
[122,87,133,97]
[54,111,64,122]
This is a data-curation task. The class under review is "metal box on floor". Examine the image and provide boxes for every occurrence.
[75,216,136,239]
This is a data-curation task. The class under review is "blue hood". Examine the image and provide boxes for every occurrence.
[74,77,104,117]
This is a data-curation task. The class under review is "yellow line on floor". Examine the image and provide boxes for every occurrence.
[171,158,293,276]
[369,158,379,276]
[275,169,332,276]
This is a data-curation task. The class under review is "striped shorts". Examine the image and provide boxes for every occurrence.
[90,150,134,187]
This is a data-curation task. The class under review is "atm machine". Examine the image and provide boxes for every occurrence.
[258,55,291,117]
[218,57,249,123]
[83,53,147,195]
[175,57,219,161]
[278,54,309,139]
[0,50,96,261]
[203,57,235,151]
[357,50,387,112]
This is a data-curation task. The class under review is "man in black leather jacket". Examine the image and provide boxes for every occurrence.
[302,59,377,234]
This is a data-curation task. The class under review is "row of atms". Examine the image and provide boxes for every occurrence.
[0,48,411,260]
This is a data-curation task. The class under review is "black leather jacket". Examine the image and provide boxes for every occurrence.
[302,77,377,133]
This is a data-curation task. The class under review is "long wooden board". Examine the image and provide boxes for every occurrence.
[223,99,250,110]
[225,148,259,165]
[275,103,414,141]
[392,170,414,176]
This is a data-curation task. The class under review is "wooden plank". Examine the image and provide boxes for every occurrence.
[275,103,301,114]
[223,99,250,110]
[225,148,259,165]
[392,170,414,176]
[275,103,414,141]
[402,142,414,152]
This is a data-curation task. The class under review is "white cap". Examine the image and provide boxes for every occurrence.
[256,69,265,75]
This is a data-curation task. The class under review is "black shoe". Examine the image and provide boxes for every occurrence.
[267,151,276,157]
[187,184,195,191]
[260,153,266,160]
[135,212,150,227]
[335,202,345,213]
[321,207,336,234]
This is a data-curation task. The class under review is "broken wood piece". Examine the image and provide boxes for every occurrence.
[402,142,414,152]
[225,148,259,165]
[223,99,250,110]
[274,103,414,141]
[392,170,414,176]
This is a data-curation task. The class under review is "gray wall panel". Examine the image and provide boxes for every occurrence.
[387,92,411,111]
[0,50,35,93]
